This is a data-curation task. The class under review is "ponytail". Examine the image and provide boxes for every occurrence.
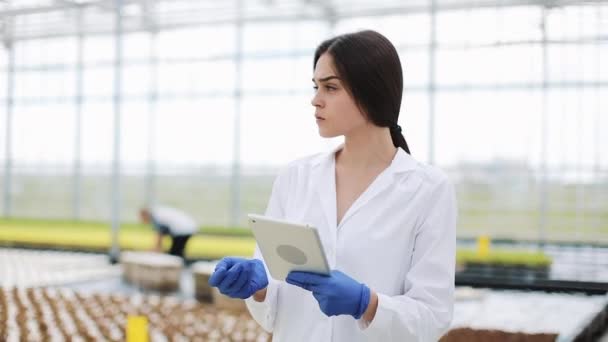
[389,125,410,155]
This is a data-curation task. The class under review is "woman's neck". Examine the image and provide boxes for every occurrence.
[336,122,397,170]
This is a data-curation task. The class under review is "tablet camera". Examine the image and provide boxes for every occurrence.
[276,244,308,265]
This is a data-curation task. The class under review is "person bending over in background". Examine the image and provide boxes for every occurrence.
[139,206,197,260]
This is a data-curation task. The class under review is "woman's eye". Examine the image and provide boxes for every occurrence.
[312,85,336,92]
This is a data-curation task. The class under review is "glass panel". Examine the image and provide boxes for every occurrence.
[123,65,152,97]
[242,58,295,93]
[84,36,115,64]
[401,50,429,87]
[437,46,542,85]
[240,94,340,166]
[400,92,429,163]
[155,97,234,165]
[337,14,430,47]
[83,67,113,98]
[158,26,235,59]
[547,44,607,83]
[157,62,235,95]
[123,33,152,61]
[81,102,113,164]
[12,104,75,164]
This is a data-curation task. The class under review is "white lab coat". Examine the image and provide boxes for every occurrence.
[245,145,457,342]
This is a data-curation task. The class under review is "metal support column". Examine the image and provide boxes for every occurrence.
[73,8,84,220]
[145,31,158,206]
[3,33,14,217]
[110,0,124,263]
[574,7,585,242]
[230,0,243,227]
[539,8,549,246]
[428,0,437,165]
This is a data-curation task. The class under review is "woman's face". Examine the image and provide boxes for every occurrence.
[311,53,367,138]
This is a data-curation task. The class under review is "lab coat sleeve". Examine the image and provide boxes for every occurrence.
[244,247,281,332]
[361,176,457,341]
[245,167,291,332]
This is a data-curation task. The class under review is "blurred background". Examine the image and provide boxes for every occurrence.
[0,0,606,341]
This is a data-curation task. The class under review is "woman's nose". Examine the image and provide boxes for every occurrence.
[311,92,323,107]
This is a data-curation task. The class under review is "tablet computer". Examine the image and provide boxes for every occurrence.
[247,214,330,280]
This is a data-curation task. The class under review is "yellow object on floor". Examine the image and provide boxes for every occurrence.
[477,235,491,257]
[126,315,149,342]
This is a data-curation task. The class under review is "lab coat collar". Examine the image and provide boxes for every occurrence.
[311,144,418,229]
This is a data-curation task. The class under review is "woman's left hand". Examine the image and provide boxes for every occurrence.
[286,270,370,319]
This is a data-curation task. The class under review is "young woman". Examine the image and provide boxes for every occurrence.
[209,30,457,341]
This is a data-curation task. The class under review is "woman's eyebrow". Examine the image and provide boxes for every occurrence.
[312,75,340,83]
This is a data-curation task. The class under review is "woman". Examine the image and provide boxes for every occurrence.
[209,30,457,341]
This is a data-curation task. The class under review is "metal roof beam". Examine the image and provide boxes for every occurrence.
[0,0,141,16]
[2,0,606,42]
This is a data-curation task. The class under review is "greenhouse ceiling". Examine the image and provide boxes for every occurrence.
[0,0,605,42]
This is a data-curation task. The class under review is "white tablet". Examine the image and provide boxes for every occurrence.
[247,214,330,280]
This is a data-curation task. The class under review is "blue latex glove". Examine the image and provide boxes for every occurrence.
[208,257,268,299]
[286,270,371,319]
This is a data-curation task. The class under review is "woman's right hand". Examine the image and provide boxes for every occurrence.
[208,257,269,299]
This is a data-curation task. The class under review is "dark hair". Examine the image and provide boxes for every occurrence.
[314,30,410,154]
